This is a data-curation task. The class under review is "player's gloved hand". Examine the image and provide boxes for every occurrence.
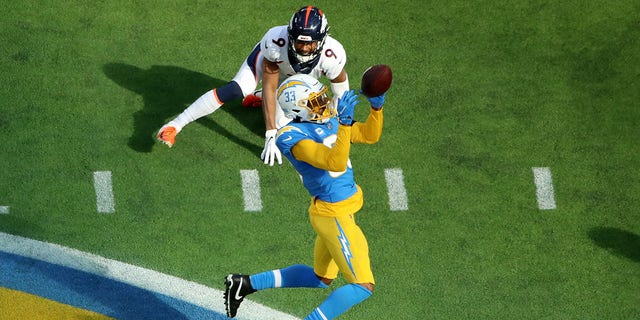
[260,129,282,166]
[337,90,359,126]
[365,92,386,110]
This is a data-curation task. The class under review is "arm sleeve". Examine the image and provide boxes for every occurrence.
[350,107,384,144]
[330,75,349,103]
[291,124,352,172]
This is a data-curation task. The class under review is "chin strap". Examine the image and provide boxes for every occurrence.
[288,49,322,73]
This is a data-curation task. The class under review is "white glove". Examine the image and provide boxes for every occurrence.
[260,129,282,166]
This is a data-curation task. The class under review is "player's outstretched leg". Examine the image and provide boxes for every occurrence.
[157,81,244,147]
[224,274,257,318]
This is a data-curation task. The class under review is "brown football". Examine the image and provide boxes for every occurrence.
[361,64,392,97]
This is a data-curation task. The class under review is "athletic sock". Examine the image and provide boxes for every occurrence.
[170,89,221,130]
[250,264,328,290]
[304,284,372,320]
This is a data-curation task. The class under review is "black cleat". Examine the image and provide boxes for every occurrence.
[224,274,256,318]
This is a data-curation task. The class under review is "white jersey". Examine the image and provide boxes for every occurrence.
[259,26,346,82]
[233,25,347,95]
[231,25,347,128]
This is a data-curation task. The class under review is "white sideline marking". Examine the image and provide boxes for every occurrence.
[0,231,300,320]
[532,167,557,210]
[0,206,8,214]
[93,171,115,213]
[384,168,409,211]
[241,169,262,212]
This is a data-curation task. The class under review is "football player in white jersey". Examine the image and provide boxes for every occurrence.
[157,6,350,166]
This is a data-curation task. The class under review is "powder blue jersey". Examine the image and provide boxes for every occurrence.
[276,117,357,203]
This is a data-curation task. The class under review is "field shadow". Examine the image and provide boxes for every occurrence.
[588,227,640,262]
[102,63,263,154]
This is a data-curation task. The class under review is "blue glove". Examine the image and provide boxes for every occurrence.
[365,92,386,110]
[337,90,359,125]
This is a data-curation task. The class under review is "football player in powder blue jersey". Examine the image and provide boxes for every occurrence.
[224,73,386,320]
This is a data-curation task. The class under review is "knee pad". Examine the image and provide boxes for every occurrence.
[216,81,244,103]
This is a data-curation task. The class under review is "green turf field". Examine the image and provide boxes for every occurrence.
[1,1,639,319]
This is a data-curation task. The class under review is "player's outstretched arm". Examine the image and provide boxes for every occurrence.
[260,58,283,166]
[289,90,359,172]
[351,92,385,144]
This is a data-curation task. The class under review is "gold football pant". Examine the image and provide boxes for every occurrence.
[308,185,375,284]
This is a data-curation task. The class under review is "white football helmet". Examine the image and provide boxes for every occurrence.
[277,74,336,123]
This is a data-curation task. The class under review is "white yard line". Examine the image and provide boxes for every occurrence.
[240,169,262,212]
[0,231,300,320]
[532,167,557,210]
[384,168,409,211]
[0,206,9,214]
[93,171,115,213]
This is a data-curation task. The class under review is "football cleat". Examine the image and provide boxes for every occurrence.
[157,125,177,147]
[224,274,256,318]
[242,90,263,108]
